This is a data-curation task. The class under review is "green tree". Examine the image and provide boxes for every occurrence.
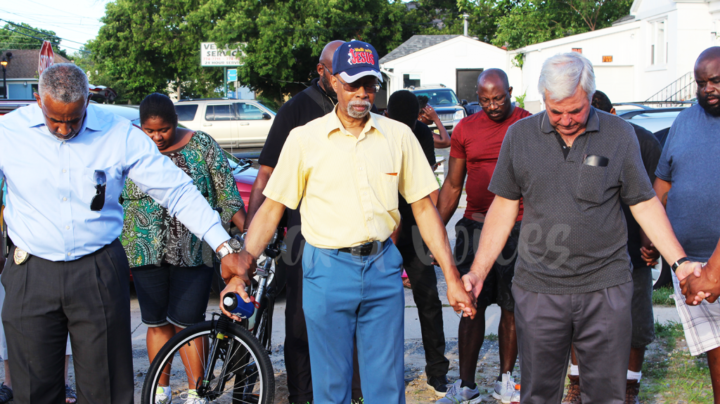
[89,0,223,104]
[0,21,70,59]
[493,0,633,50]
[202,0,410,101]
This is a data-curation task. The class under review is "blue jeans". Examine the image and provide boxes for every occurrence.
[302,241,406,404]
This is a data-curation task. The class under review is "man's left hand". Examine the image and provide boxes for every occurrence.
[220,249,256,286]
[446,278,476,319]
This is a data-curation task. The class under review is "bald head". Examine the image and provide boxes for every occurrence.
[695,46,720,116]
[317,40,345,97]
[477,69,510,92]
[476,68,513,122]
[320,40,345,68]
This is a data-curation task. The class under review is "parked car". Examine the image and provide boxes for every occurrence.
[174,98,276,149]
[615,103,688,134]
[409,85,466,134]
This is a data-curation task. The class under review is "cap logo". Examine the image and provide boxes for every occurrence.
[348,47,375,65]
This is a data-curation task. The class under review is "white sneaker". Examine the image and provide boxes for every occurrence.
[436,380,481,404]
[183,389,208,404]
[492,372,515,402]
[155,386,172,404]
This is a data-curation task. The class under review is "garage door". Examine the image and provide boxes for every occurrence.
[456,69,484,103]
[594,66,634,103]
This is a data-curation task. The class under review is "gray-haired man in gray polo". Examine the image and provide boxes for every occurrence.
[460,52,702,403]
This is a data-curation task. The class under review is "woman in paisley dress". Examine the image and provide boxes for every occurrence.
[120,93,245,404]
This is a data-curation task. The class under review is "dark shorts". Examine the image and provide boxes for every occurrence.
[631,267,655,348]
[132,264,214,328]
[454,217,520,311]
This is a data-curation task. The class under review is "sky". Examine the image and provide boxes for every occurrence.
[1,0,107,55]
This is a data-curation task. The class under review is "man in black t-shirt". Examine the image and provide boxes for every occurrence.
[246,40,364,404]
[386,90,451,397]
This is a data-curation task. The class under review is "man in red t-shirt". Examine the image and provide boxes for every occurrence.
[436,69,530,403]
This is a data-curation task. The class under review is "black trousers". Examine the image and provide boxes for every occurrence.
[397,244,449,378]
[282,215,362,403]
[2,239,133,404]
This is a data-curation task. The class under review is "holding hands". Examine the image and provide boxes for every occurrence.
[680,259,720,306]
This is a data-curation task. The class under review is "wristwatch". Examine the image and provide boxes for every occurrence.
[671,257,689,272]
[216,238,243,260]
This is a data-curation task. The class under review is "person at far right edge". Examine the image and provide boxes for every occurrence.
[462,51,702,404]
[650,46,720,404]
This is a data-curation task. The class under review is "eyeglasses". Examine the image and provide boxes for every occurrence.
[335,75,381,94]
[91,170,106,211]
[478,97,507,108]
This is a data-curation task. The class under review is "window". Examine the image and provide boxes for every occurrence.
[205,104,234,121]
[650,19,667,65]
[403,74,420,89]
[235,103,264,120]
[175,104,198,121]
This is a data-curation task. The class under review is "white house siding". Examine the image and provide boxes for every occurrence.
[380,36,507,99]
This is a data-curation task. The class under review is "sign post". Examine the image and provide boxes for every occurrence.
[38,41,54,77]
[200,43,245,98]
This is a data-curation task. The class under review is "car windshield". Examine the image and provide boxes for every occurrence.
[413,90,458,106]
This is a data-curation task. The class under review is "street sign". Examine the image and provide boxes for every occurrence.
[38,41,54,77]
[201,42,245,67]
[228,69,237,81]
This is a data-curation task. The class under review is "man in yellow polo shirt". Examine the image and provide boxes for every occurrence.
[220,41,475,404]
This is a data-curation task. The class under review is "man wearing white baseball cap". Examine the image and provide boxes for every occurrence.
[220,40,476,403]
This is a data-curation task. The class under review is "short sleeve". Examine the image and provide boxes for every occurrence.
[488,127,522,200]
[258,99,300,168]
[263,129,306,209]
[654,123,679,182]
[619,131,656,206]
[449,120,467,160]
[398,128,439,204]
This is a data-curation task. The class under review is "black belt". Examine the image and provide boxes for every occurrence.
[338,240,385,256]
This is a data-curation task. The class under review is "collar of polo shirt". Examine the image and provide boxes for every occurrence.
[541,106,601,135]
[325,105,383,140]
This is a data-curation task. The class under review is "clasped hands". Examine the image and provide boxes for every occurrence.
[679,260,720,306]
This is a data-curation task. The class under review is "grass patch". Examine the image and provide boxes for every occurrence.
[485,333,498,342]
[652,286,675,306]
[640,321,713,403]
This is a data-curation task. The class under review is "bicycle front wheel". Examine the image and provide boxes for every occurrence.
[141,318,275,404]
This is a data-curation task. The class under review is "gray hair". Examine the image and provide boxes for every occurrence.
[38,63,89,104]
[538,52,595,102]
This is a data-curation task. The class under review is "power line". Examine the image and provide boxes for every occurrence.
[0,26,90,54]
[0,11,100,37]
[0,19,88,46]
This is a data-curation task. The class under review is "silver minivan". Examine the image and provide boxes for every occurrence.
[174,99,276,148]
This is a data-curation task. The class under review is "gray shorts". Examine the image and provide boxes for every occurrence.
[454,217,520,312]
[631,267,655,348]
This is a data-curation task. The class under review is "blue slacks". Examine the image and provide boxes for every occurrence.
[302,241,406,404]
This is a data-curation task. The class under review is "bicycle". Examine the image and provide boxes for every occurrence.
[141,230,285,404]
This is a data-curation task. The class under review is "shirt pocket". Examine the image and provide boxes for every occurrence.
[576,164,608,204]
[80,165,123,209]
[379,174,399,211]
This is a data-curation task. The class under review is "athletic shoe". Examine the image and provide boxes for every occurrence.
[351,398,364,404]
[427,375,450,397]
[624,380,640,404]
[183,389,208,404]
[155,386,172,404]
[492,371,515,401]
[436,380,480,404]
[561,375,582,404]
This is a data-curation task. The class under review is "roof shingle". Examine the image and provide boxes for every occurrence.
[379,35,460,64]
[2,49,72,79]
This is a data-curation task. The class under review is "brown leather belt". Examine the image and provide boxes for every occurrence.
[338,240,386,256]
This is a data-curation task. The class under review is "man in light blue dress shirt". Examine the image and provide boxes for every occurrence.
[0,64,245,404]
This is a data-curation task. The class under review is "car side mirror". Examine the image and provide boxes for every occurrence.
[461,99,468,106]
[262,113,272,120]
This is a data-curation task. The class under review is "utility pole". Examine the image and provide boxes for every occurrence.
[463,14,469,37]
[224,66,228,98]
